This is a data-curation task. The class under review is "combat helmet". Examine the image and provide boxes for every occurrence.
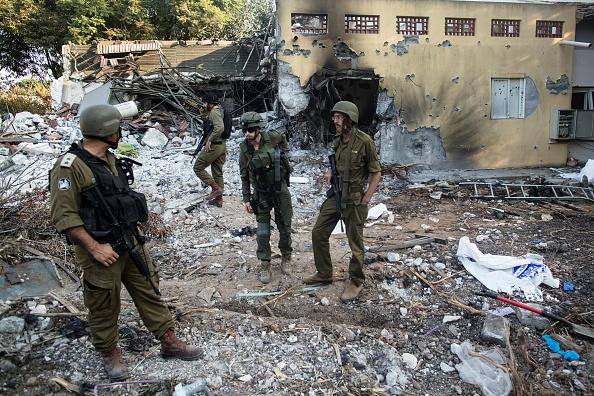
[241,112,265,129]
[79,104,122,138]
[331,101,359,123]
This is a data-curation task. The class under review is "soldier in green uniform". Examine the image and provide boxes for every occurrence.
[193,92,227,207]
[239,112,293,284]
[304,101,381,301]
[49,104,203,382]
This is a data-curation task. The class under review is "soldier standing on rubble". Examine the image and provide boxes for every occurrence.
[193,92,227,207]
[49,104,203,382]
[239,112,293,284]
[304,101,381,301]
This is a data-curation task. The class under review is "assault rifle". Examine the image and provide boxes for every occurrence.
[191,117,214,159]
[89,187,161,296]
[328,153,344,232]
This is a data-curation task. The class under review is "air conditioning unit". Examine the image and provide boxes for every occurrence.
[550,110,594,141]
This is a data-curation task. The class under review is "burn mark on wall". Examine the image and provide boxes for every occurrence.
[438,40,453,48]
[524,77,539,117]
[277,61,310,116]
[546,74,569,95]
[333,41,361,60]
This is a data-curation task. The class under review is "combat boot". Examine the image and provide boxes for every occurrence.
[101,347,129,382]
[259,261,272,284]
[280,255,291,275]
[303,272,333,285]
[341,279,363,301]
[208,195,223,208]
[207,182,223,200]
[160,329,204,360]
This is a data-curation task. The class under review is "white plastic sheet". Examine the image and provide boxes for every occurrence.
[456,236,559,301]
[451,340,512,396]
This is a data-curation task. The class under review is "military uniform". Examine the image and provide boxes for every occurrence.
[239,131,293,263]
[312,128,381,285]
[193,107,227,192]
[49,145,174,352]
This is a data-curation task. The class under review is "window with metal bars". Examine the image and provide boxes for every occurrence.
[491,19,520,37]
[291,13,328,34]
[396,16,429,35]
[536,20,563,38]
[445,17,475,36]
[345,14,380,34]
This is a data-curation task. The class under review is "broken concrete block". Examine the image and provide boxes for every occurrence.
[515,304,550,330]
[480,314,510,346]
[142,127,168,149]
[0,316,25,334]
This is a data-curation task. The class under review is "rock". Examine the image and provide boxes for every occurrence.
[440,362,456,373]
[237,374,252,382]
[434,262,446,270]
[0,316,25,333]
[481,314,510,346]
[287,335,298,343]
[339,327,356,341]
[399,307,408,317]
[442,315,462,323]
[401,353,418,369]
[320,297,330,306]
[142,127,168,149]
[387,252,401,263]
[515,304,550,330]
[386,366,408,387]
[30,304,47,314]
[196,287,216,306]
[0,359,17,372]
[476,235,489,243]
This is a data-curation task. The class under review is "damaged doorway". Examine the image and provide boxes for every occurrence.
[311,71,380,142]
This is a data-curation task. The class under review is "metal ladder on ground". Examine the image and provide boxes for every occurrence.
[459,182,594,202]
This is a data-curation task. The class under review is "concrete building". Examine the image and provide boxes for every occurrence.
[275,0,594,169]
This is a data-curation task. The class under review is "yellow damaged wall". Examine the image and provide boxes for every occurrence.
[276,0,576,168]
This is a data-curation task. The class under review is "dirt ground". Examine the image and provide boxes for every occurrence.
[1,184,593,395]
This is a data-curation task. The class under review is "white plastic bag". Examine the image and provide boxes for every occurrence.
[451,340,512,396]
[456,236,559,301]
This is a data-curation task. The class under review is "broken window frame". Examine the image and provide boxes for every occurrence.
[444,17,475,36]
[535,20,563,38]
[345,14,380,34]
[396,16,429,36]
[491,78,526,120]
[491,19,521,37]
[291,13,328,35]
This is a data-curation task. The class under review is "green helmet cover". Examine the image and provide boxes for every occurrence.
[241,111,265,128]
[331,101,359,123]
[79,104,122,137]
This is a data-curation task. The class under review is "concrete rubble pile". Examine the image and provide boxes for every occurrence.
[1,104,593,395]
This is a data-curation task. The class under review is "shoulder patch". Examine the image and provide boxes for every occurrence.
[60,153,77,168]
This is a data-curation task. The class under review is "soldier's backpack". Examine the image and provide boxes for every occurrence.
[221,101,233,139]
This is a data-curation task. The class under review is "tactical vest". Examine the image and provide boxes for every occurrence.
[68,144,149,241]
[246,141,290,193]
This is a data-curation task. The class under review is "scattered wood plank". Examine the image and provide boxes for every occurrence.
[368,237,434,253]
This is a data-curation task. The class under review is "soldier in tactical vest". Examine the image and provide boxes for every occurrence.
[49,104,203,382]
[193,92,227,207]
[239,112,293,283]
[304,101,381,301]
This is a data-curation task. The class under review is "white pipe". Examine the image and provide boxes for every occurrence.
[559,40,592,48]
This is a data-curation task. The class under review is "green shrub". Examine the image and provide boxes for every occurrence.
[0,79,51,115]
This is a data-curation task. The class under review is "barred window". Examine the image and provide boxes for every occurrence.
[396,16,429,35]
[491,19,520,37]
[291,13,328,34]
[536,20,563,38]
[445,17,475,36]
[345,15,379,34]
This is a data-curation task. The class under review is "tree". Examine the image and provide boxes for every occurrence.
[0,0,273,84]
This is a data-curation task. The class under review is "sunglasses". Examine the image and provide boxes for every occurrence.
[243,127,258,133]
